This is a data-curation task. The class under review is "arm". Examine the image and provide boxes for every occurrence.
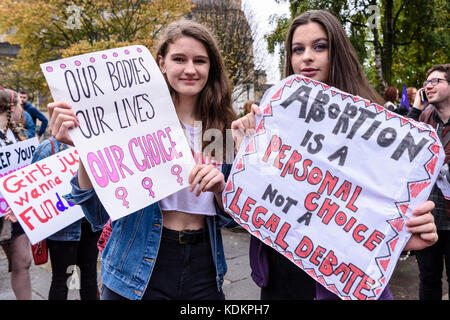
[231,103,261,152]
[47,101,92,189]
[34,108,49,137]
[48,100,107,229]
[63,173,109,231]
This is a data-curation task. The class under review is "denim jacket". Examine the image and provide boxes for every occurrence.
[64,163,235,300]
[31,138,83,241]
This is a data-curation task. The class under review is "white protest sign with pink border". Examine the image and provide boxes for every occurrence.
[40,46,195,221]
[0,148,84,244]
[0,137,39,217]
[223,74,444,300]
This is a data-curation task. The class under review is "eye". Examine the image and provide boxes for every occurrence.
[172,57,184,63]
[314,43,328,51]
[194,59,207,64]
[292,46,304,54]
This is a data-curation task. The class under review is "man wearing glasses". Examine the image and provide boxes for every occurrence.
[408,64,450,300]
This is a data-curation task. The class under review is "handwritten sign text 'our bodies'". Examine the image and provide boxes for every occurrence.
[223,75,444,300]
[0,137,39,216]
[41,46,195,221]
[0,148,84,244]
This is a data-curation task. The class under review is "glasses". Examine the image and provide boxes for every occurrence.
[423,78,447,87]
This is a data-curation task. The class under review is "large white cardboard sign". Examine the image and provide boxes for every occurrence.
[223,75,444,300]
[0,147,84,244]
[0,137,39,217]
[40,46,195,221]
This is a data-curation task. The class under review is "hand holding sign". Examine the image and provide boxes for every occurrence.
[48,101,78,147]
[404,200,437,250]
[3,207,17,223]
[188,164,226,197]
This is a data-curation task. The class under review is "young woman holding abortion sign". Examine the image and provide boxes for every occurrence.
[231,10,438,300]
[48,19,237,300]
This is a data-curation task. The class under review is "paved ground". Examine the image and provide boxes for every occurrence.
[0,227,447,300]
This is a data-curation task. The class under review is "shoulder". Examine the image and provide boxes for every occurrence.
[24,101,34,108]
[23,111,32,119]
[32,139,56,162]
[418,106,436,123]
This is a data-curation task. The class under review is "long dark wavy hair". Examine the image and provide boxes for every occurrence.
[285,10,384,105]
[156,19,237,161]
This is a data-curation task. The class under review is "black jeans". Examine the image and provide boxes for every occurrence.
[101,227,224,300]
[261,245,316,300]
[47,220,101,300]
[415,229,450,300]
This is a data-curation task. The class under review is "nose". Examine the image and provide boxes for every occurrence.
[184,60,196,75]
[302,47,314,62]
[424,80,434,89]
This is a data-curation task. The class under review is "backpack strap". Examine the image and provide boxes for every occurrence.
[49,138,56,155]
[441,132,450,148]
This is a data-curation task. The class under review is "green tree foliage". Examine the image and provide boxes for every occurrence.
[0,0,191,98]
[266,0,449,93]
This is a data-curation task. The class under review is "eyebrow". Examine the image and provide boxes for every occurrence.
[170,52,209,59]
[292,37,328,46]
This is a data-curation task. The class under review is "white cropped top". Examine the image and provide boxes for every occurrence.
[158,122,222,216]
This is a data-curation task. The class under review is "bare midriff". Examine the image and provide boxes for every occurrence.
[162,210,206,231]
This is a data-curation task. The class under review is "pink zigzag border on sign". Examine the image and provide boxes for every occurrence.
[224,74,441,300]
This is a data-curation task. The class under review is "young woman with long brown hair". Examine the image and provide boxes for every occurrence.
[48,19,237,300]
[232,10,438,300]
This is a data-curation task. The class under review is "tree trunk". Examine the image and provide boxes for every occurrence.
[371,27,386,91]
[382,0,394,86]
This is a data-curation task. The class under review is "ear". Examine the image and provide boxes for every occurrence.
[158,55,166,74]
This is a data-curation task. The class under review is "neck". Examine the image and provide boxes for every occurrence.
[175,95,199,126]
[434,99,450,123]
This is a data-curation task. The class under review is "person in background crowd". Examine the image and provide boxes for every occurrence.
[384,86,399,112]
[18,90,48,138]
[407,63,450,300]
[16,109,36,138]
[407,87,418,109]
[0,88,32,300]
[231,10,438,300]
[31,138,102,300]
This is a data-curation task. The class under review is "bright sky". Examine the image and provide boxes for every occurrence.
[241,0,290,84]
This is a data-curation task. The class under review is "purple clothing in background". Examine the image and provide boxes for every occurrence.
[249,236,269,288]
[250,236,393,300]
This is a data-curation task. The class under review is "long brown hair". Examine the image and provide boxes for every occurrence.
[0,88,25,141]
[156,19,237,160]
[285,10,384,105]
